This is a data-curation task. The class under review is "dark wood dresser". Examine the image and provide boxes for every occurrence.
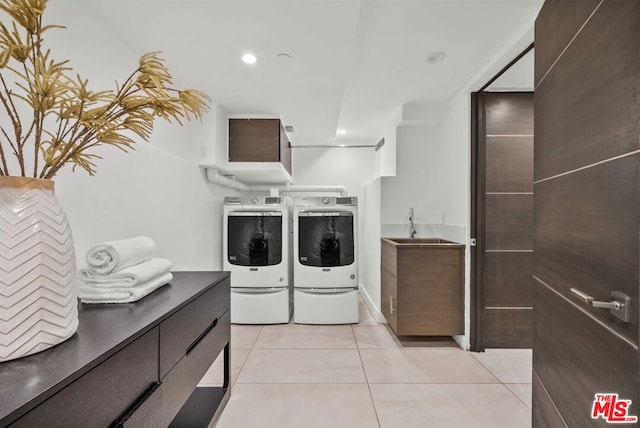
[0,271,231,428]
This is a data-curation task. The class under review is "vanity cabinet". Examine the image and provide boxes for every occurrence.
[381,238,464,336]
[228,118,292,174]
[0,271,230,428]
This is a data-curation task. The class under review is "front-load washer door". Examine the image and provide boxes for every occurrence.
[228,212,283,266]
[298,211,354,267]
[226,211,287,287]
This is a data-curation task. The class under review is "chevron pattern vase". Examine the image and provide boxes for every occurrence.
[0,177,78,362]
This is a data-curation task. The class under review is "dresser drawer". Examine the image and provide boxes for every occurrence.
[120,382,163,428]
[159,278,229,378]
[11,328,159,428]
[162,310,230,426]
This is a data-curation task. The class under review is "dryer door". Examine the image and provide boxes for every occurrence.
[298,211,354,267]
[227,212,283,266]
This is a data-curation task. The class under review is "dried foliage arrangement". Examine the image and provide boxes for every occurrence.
[0,0,211,178]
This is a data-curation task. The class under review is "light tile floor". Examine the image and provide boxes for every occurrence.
[202,300,532,427]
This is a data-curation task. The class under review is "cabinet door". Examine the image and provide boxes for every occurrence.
[162,310,230,426]
[381,267,398,333]
[279,122,292,174]
[398,247,464,335]
[159,278,230,378]
[228,119,280,163]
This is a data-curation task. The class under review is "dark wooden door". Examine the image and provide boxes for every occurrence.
[475,92,534,349]
[533,1,640,426]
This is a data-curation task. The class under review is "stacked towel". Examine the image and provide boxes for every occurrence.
[85,236,156,275]
[78,237,173,304]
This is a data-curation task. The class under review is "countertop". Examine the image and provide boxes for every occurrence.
[381,237,465,247]
[0,271,230,426]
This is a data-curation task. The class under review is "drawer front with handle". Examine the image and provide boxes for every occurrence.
[162,310,230,426]
[11,328,159,428]
[114,382,163,428]
[159,278,230,378]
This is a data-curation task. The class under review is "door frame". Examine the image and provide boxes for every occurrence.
[469,43,534,352]
[470,91,486,352]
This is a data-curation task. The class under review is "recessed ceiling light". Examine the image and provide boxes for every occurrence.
[242,53,257,64]
[426,51,446,64]
[337,129,348,135]
[276,53,292,63]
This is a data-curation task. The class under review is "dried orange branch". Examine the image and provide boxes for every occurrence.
[0,0,211,179]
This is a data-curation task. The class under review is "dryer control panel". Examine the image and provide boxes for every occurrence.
[224,196,287,206]
[295,196,358,207]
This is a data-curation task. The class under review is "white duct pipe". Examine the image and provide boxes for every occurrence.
[205,168,250,191]
[251,183,347,196]
[204,168,347,195]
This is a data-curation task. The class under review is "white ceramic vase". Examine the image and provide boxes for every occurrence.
[0,177,78,362]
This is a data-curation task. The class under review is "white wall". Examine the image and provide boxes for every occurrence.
[36,1,232,271]
[360,177,382,321]
[441,94,472,349]
[381,124,444,230]
[375,107,402,178]
[55,119,230,271]
[292,147,376,198]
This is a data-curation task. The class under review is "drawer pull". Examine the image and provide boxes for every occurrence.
[110,381,162,427]
[186,317,218,355]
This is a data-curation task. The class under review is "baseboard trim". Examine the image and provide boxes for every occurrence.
[358,284,386,324]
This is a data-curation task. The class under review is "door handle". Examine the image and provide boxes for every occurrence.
[570,288,631,323]
[389,296,396,314]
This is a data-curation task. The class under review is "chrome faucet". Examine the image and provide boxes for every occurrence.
[409,207,417,239]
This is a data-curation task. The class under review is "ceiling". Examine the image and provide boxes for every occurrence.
[73,0,542,146]
[487,49,534,91]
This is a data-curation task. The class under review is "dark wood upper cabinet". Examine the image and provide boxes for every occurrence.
[228,118,292,174]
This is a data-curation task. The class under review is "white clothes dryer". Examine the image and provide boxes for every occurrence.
[293,196,359,324]
[223,196,292,324]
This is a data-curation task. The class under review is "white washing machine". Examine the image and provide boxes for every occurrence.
[293,196,359,324]
[223,196,292,324]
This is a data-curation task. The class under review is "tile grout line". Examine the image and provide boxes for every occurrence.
[232,326,263,385]
[226,322,533,425]
[469,351,533,410]
[469,354,504,384]
[354,318,383,427]
[504,383,532,410]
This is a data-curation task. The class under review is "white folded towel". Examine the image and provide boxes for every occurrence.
[85,236,156,275]
[79,271,173,304]
[78,258,173,288]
